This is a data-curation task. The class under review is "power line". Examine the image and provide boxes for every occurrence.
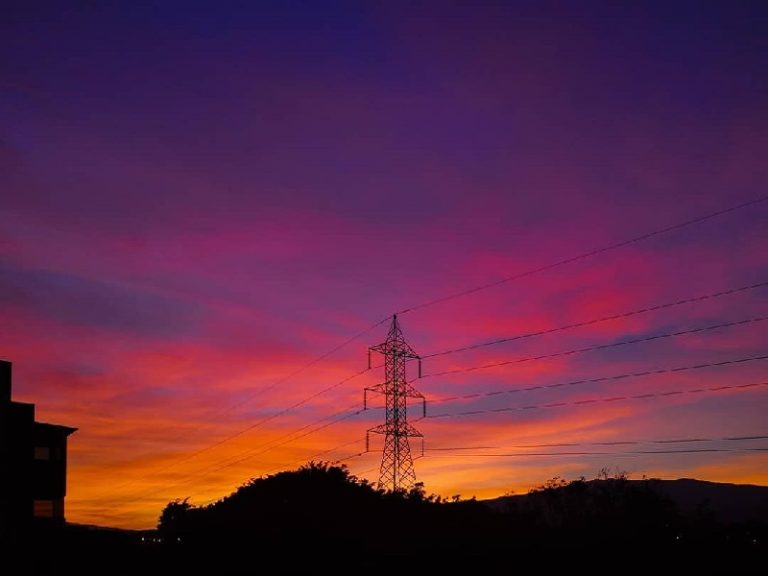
[98,352,387,505]
[189,297,759,477]
[94,406,365,507]
[180,355,768,496]
[93,380,374,504]
[196,439,372,506]
[105,324,754,504]
[180,225,768,500]
[150,317,768,486]
[151,352,768,503]
[174,366,373,464]
[198,433,768,506]
[425,433,768,450]
[113,303,764,499]
[396,194,768,315]
[99,196,768,512]
[100,350,768,505]
[421,316,768,379]
[98,252,768,511]
[94,319,388,498]
[348,465,381,479]
[309,438,364,462]
[426,378,768,419]
[424,448,768,458]
[330,450,370,465]
[120,364,375,489]
[428,353,768,403]
[219,317,389,412]
[183,410,385,503]
[210,410,378,477]
[204,405,368,474]
[187,426,379,505]
[173,317,390,450]
[421,280,768,359]
[103,404,377,507]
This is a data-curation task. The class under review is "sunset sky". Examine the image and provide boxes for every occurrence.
[2,2,767,529]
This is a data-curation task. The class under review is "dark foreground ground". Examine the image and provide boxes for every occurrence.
[7,521,766,575]
[6,467,767,575]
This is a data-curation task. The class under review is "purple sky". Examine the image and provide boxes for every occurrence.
[1,1,767,528]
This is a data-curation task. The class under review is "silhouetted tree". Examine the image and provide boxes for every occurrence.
[157,497,193,541]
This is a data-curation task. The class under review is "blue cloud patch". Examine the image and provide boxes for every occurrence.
[0,260,201,337]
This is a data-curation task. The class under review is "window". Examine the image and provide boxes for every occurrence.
[34,446,50,460]
[33,500,54,518]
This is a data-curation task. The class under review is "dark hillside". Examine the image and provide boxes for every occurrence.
[485,477,768,524]
[12,465,767,575]
[153,464,766,573]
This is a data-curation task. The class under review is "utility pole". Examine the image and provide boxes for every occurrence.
[365,315,426,491]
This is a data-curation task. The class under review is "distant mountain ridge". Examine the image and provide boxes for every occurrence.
[483,478,768,523]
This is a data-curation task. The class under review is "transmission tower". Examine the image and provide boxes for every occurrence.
[364,314,426,491]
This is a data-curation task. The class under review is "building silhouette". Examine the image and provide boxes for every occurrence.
[0,360,76,534]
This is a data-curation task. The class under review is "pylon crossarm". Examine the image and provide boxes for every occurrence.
[404,384,424,398]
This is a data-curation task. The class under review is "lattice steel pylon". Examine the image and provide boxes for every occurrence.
[364,314,426,491]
